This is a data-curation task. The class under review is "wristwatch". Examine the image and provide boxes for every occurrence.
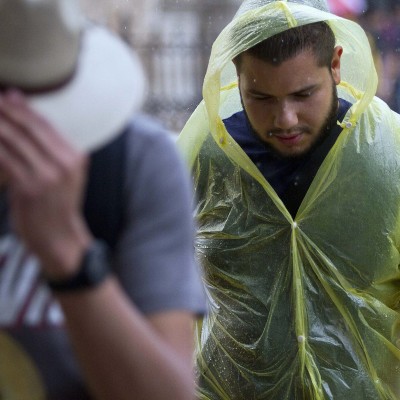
[46,240,111,292]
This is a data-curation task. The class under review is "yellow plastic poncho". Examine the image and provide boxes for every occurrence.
[177,1,400,399]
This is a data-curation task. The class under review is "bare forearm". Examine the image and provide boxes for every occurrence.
[57,279,196,400]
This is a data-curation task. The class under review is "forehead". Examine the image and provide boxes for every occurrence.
[237,50,329,95]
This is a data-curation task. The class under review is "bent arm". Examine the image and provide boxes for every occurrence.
[57,279,196,400]
[0,91,202,400]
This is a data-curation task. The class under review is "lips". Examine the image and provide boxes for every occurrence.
[273,132,303,145]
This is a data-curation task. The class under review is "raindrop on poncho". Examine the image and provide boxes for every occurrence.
[177,0,400,399]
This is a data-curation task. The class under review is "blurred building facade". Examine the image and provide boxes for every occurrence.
[82,0,400,131]
[82,0,241,131]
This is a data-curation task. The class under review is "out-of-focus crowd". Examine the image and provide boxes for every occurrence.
[328,0,400,112]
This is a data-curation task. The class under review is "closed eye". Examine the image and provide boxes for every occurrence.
[295,91,312,98]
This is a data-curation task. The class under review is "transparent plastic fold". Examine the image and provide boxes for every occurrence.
[177,1,400,399]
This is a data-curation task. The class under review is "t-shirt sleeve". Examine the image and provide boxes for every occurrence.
[112,115,206,315]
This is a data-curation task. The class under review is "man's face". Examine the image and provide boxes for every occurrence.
[237,47,342,158]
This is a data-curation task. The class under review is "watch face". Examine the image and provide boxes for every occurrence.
[85,243,110,285]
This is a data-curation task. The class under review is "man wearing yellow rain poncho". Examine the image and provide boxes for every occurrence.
[177,0,400,399]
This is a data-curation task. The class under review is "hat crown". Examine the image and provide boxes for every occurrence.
[0,0,84,90]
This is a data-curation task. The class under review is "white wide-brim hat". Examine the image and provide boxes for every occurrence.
[30,25,146,151]
[0,0,146,151]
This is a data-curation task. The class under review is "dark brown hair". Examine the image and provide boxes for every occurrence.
[234,21,336,68]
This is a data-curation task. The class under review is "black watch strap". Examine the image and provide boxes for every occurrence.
[46,240,111,293]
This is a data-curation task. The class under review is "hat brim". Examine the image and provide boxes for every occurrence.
[29,24,145,152]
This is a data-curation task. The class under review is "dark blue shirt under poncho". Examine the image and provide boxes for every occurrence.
[223,99,352,217]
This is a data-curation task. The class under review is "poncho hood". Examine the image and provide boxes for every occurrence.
[200,0,377,150]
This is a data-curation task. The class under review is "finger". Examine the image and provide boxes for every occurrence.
[0,110,43,167]
[0,116,88,199]
[0,91,87,177]
[0,91,68,145]
[0,95,75,191]
[0,90,83,166]
[0,135,33,190]
[0,110,56,185]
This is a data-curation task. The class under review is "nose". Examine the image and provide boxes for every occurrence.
[273,101,298,130]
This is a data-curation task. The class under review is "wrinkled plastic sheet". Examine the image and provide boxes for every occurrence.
[178,1,400,399]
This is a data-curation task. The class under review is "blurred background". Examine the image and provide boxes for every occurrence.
[81,0,400,132]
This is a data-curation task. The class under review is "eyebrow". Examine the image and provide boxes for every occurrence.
[247,84,318,97]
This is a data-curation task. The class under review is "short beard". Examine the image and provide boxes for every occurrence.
[242,81,339,160]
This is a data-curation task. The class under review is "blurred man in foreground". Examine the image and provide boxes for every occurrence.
[0,0,205,399]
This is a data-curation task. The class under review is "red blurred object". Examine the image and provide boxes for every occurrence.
[327,0,366,16]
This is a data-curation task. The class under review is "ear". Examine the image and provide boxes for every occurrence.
[331,46,343,85]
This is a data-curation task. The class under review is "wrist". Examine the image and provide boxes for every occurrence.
[39,219,92,280]
[45,240,112,293]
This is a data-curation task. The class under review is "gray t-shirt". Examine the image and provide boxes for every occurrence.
[0,115,205,399]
